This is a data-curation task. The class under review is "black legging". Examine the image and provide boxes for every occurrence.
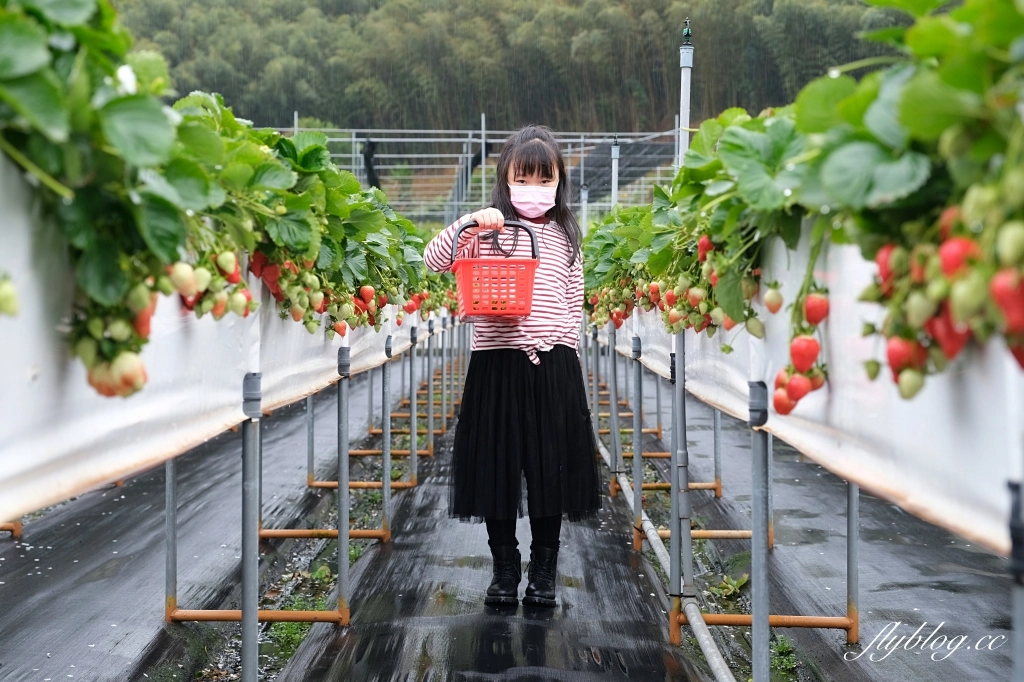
[486,516,561,552]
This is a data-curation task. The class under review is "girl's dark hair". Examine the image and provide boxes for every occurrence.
[490,125,581,267]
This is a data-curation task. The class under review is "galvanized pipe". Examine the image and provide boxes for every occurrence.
[165,458,177,622]
[580,320,589,411]
[240,372,262,682]
[713,409,722,497]
[440,318,448,431]
[337,347,351,621]
[632,334,643,548]
[410,326,419,483]
[669,351,680,600]
[306,395,314,485]
[368,365,375,435]
[749,380,770,681]
[674,334,696,596]
[382,338,393,539]
[427,319,435,454]
[607,326,622,485]
[848,480,859,644]
[591,326,599,442]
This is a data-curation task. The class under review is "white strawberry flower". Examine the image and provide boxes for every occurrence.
[115,64,137,95]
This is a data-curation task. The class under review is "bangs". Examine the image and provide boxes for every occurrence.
[509,140,558,180]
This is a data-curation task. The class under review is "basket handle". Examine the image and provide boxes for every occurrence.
[451,219,539,263]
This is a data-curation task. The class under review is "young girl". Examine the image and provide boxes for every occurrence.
[423,125,601,608]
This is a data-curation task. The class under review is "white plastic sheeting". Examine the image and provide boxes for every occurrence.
[0,157,446,523]
[600,229,1024,557]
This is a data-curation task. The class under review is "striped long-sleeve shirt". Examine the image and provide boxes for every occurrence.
[423,216,584,365]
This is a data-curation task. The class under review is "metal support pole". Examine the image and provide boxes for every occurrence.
[632,334,644,551]
[847,480,859,644]
[679,19,694,164]
[440,317,448,431]
[608,326,622,497]
[580,320,589,410]
[410,326,419,484]
[749,380,770,681]
[306,394,314,486]
[481,113,487,203]
[337,347,351,623]
[368,365,375,435]
[768,433,775,548]
[1011,482,1024,680]
[610,140,620,208]
[241,372,262,682]
[669,352,680,596]
[591,325,599,442]
[581,185,590,235]
[382,338,393,540]
[655,372,662,439]
[674,335,696,597]
[427,319,435,454]
[713,409,722,498]
[165,458,177,622]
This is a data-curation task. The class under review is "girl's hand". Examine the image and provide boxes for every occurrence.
[465,208,504,234]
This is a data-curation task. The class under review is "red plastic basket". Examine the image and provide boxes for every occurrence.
[450,220,540,317]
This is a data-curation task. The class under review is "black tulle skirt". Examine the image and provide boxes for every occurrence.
[450,344,602,522]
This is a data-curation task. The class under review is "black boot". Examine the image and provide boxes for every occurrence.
[523,546,558,607]
[485,545,522,605]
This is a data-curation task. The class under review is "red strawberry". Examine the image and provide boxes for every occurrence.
[923,301,971,359]
[773,387,796,415]
[709,271,719,287]
[938,205,960,241]
[774,367,791,390]
[377,293,388,307]
[687,287,706,308]
[613,318,623,329]
[804,294,829,325]
[334,321,347,337]
[250,251,267,278]
[262,263,281,288]
[226,262,241,285]
[785,374,812,402]
[764,288,783,314]
[876,244,896,283]
[290,305,305,322]
[353,295,368,314]
[589,295,599,306]
[939,237,981,278]
[181,293,200,311]
[303,259,315,269]
[723,315,738,331]
[664,290,677,307]
[990,268,1024,334]
[698,235,714,262]
[1009,340,1024,371]
[668,309,684,325]
[649,282,661,298]
[395,313,403,327]
[211,292,228,320]
[403,300,417,314]
[283,261,299,275]
[359,285,375,304]
[790,335,820,374]
[368,314,376,326]
[657,299,666,311]
[886,336,926,381]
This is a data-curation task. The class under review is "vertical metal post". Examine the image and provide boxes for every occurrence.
[240,372,262,682]
[680,19,694,163]
[749,380,770,681]
[164,458,177,622]
[631,334,643,550]
[591,325,599,442]
[337,347,351,623]
[306,395,314,486]
[668,350,682,643]
[713,409,722,498]
[608,326,622,496]
[1010,482,1024,680]
[368,365,375,435]
[675,113,681,168]
[350,130,356,180]
[410,326,419,483]
[427,319,435,454]
[580,320,589,410]
[580,185,590,235]
[768,433,775,548]
[293,110,298,136]
[847,481,859,644]
[481,113,487,203]
[674,335,695,596]
[655,372,663,439]
[440,317,448,431]
[610,139,620,209]
[382,338,393,541]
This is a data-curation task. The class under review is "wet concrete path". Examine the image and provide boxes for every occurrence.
[276,438,709,681]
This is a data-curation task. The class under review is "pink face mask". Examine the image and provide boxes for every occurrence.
[509,184,557,218]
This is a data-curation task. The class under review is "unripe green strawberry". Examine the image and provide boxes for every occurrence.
[0,280,16,316]
[208,277,226,293]
[745,317,765,339]
[304,319,319,334]
[709,307,725,326]
[888,246,909,276]
[929,344,948,372]
[926,278,950,302]
[111,351,147,396]
[997,221,1024,267]
[156,275,175,296]
[303,273,319,289]
[339,303,355,319]
[962,184,1000,226]
[87,317,105,339]
[898,368,925,400]
[199,296,215,314]
[862,322,876,337]
[904,290,937,329]
[247,300,259,313]
[216,251,237,275]
[327,304,339,316]
[107,319,133,342]
[688,311,702,327]
[698,301,708,315]
[75,337,98,369]
[309,291,325,310]
[326,327,336,340]
[170,263,197,297]
[228,292,248,316]
[706,325,717,339]
[193,267,212,293]
[126,283,151,313]
[741,276,758,301]
[297,292,309,310]
[1002,168,1024,210]
[858,282,883,302]
[275,203,287,215]
[950,270,987,323]
[864,359,881,381]
[701,261,714,279]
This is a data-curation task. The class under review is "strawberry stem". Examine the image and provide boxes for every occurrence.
[0,135,74,200]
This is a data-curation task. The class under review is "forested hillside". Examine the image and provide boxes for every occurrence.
[115,0,906,131]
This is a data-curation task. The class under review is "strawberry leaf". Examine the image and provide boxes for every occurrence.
[0,13,51,80]
[137,194,186,264]
[76,237,127,306]
[99,94,174,166]
[265,212,312,251]
[177,121,224,165]
[22,0,96,25]
[0,70,69,142]
[249,162,297,190]
[795,75,856,134]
